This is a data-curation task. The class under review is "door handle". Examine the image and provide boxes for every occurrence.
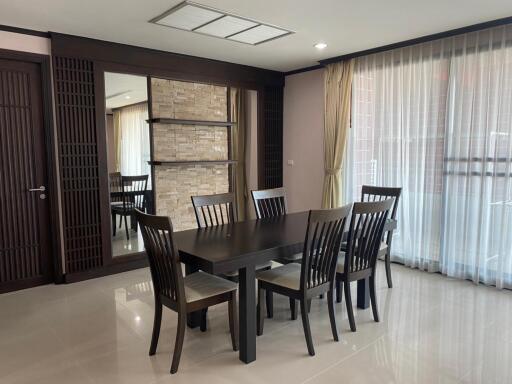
[28,186,46,192]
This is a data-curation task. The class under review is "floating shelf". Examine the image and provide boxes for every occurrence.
[148,160,237,166]
[146,118,235,127]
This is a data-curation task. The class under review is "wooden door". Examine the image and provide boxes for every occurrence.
[0,58,52,293]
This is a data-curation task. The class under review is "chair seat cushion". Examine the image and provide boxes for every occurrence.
[111,203,136,212]
[184,271,237,303]
[223,261,273,277]
[256,263,301,291]
[275,252,302,262]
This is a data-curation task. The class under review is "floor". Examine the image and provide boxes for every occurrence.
[1,264,511,384]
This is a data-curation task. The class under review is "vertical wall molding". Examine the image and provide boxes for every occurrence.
[53,56,104,275]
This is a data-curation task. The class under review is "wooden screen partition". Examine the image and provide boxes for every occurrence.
[259,85,284,189]
[53,57,104,276]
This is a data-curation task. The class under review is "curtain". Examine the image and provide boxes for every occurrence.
[231,88,248,220]
[116,103,151,185]
[322,60,354,208]
[345,25,512,289]
[113,110,122,172]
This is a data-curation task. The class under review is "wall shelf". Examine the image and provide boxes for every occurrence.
[148,160,237,166]
[146,118,235,127]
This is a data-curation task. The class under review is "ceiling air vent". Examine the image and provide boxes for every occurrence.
[150,1,294,45]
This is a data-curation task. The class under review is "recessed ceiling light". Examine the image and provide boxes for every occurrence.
[150,1,294,45]
[314,42,327,50]
[125,95,131,99]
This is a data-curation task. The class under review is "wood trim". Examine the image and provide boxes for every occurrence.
[284,64,324,76]
[147,118,235,126]
[111,100,148,111]
[50,33,284,89]
[148,160,237,166]
[320,16,512,65]
[0,24,50,38]
[0,48,62,284]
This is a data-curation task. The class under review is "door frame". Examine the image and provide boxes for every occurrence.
[0,48,62,287]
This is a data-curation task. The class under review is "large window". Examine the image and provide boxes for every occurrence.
[345,25,512,289]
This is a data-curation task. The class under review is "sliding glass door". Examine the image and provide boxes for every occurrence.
[345,25,512,288]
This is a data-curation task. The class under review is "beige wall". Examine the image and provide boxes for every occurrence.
[245,89,258,218]
[105,114,116,173]
[0,31,50,55]
[283,68,325,213]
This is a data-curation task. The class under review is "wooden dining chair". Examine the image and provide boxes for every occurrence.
[361,186,402,288]
[256,205,352,356]
[135,209,238,374]
[111,175,148,240]
[190,192,273,323]
[251,187,303,319]
[335,199,394,332]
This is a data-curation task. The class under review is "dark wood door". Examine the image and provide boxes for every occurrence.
[0,58,52,293]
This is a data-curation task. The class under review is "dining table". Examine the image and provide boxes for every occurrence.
[173,211,397,364]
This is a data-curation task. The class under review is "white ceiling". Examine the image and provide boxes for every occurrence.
[104,72,147,109]
[1,0,512,71]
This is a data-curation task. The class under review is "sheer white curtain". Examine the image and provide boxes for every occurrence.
[118,103,151,185]
[345,25,512,289]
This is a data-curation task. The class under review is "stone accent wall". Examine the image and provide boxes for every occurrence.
[151,78,230,231]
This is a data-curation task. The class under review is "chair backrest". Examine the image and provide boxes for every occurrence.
[300,204,352,291]
[251,187,287,219]
[109,172,122,202]
[135,209,185,306]
[191,192,237,228]
[361,185,401,220]
[121,175,148,210]
[344,199,394,276]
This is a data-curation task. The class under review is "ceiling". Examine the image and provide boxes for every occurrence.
[1,0,512,71]
[105,72,147,110]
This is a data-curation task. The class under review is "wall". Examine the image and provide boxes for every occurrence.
[245,89,258,218]
[0,31,50,55]
[283,68,325,213]
[151,78,230,231]
[105,114,116,173]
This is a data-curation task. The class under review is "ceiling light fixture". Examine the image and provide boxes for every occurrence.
[150,1,294,45]
[314,42,327,50]
[125,95,131,99]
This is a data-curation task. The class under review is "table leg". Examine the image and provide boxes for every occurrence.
[185,264,202,328]
[239,265,256,363]
[357,277,370,309]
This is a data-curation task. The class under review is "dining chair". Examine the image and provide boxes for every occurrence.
[360,185,402,288]
[251,187,303,319]
[135,209,238,374]
[335,198,394,332]
[256,205,352,356]
[111,175,148,240]
[109,172,122,231]
[190,192,273,324]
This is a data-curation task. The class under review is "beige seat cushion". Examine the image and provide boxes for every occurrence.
[184,271,237,303]
[223,261,273,277]
[276,252,302,262]
[337,242,387,273]
[256,263,301,290]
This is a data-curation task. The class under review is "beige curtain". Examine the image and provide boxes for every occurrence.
[113,110,122,172]
[322,60,354,208]
[230,88,248,220]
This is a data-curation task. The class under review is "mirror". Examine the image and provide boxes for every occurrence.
[104,72,152,257]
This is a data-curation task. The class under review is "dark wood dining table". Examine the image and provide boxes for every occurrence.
[173,211,397,364]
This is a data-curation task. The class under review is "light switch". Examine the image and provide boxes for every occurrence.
[287,160,294,166]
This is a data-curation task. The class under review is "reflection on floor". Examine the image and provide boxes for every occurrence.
[1,263,511,383]
[112,215,144,257]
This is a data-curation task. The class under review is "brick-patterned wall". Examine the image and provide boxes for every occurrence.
[151,78,230,231]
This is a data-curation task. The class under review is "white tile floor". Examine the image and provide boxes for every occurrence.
[1,263,511,384]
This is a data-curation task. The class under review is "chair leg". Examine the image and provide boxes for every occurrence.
[369,275,380,322]
[228,292,239,351]
[257,283,265,336]
[344,280,356,332]
[170,312,186,374]
[111,213,116,236]
[124,214,130,240]
[327,288,339,342]
[300,299,315,356]
[290,298,297,320]
[266,290,273,318]
[149,298,162,355]
[385,251,393,288]
[307,298,312,313]
[200,308,207,332]
[319,293,324,299]
[336,277,342,303]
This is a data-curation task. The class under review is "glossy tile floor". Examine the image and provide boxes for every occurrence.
[1,263,511,384]
[111,216,144,257]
